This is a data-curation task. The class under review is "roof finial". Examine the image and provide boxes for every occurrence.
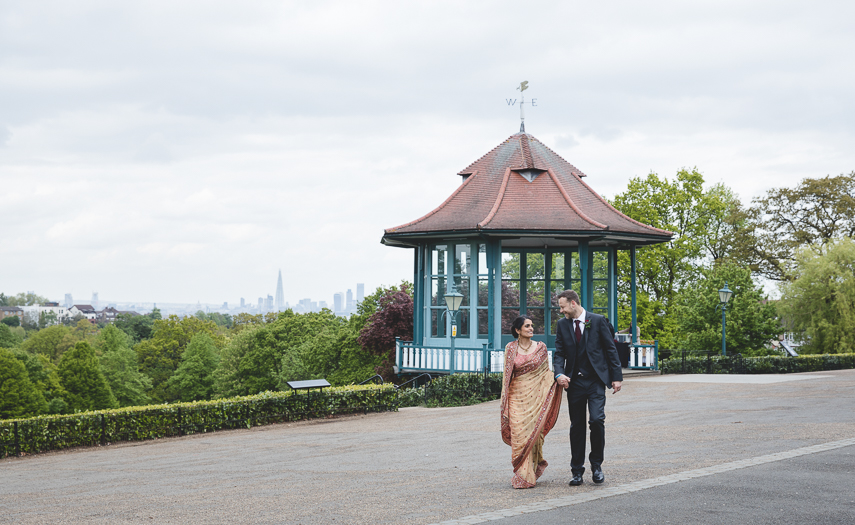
[517,81,529,133]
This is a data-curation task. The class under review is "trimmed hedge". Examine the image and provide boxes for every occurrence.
[398,373,503,408]
[0,384,396,458]
[660,352,855,375]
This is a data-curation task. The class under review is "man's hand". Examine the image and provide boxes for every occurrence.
[611,381,622,394]
[556,374,570,389]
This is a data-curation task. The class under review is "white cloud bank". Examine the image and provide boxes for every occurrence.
[1,0,854,304]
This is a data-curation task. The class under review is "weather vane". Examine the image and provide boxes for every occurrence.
[506,81,536,133]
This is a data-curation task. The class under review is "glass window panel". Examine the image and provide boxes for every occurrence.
[452,276,470,307]
[502,252,520,279]
[501,308,520,334]
[526,253,545,280]
[526,280,545,307]
[455,309,470,337]
[593,281,609,309]
[501,280,520,307]
[478,279,489,307]
[551,253,565,280]
[568,252,579,280]
[550,309,563,335]
[477,309,489,337]
[593,251,609,279]
[550,281,565,307]
[478,244,488,275]
[528,308,545,335]
[455,244,471,275]
[431,277,447,306]
[431,309,446,338]
[431,245,448,275]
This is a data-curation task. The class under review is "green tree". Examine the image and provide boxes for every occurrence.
[58,341,117,412]
[3,292,49,307]
[779,238,855,353]
[1,315,21,327]
[611,169,741,347]
[97,325,152,407]
[742,172,855,282]
[214,310,339,397]
[167,333,220,402]
[0,347,48,419]
[20,324,77,363]
[0,323,21,348]
[675,261,781,355]
[115,308,161,343]
[135,315,223,402]
[10,349,67,414]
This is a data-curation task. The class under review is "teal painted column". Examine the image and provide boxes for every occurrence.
[488,240,502,354]
[630,245,638,345]
[578,241,590,310]
[609,247,618,329]
[413,246,424,344]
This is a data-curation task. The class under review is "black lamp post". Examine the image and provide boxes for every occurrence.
[717,282,734,356]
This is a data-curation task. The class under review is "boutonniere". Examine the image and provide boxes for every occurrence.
[584,319,591,329]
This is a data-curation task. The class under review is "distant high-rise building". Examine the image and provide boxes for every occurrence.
[318,300,328,310]
[64,293,73,308]
[222,302,228,310]
[240,298,245,308]
[356,283,364,303]
[258,297,264,312]
[346,289,353,310]
[334,292,343,313]
[275,270,285,311]
[266,295,274,311]
[91,292,99,309]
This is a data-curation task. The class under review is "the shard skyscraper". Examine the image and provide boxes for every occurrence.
[275,270,285,312]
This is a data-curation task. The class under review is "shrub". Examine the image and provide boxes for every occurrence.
[0,384,397,458]
[660,352,855,374]
[397,373,502,408]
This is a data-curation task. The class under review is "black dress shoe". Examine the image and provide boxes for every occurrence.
[569,473,584,486]
[592,467,604,484]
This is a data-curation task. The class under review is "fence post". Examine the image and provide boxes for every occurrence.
[100,414,106,446]
[706,351,712,374]
[14,421,21,457]
[682,350,686,374]
[177,407,183,437]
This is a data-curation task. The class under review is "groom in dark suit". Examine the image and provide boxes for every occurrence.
[553,289,623,486]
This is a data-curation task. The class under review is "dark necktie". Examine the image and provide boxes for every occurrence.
[575,319,582,343]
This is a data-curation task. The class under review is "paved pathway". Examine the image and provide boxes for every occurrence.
[1,369,854,524]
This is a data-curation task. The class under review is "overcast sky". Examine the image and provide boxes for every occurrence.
[2,0,854,306]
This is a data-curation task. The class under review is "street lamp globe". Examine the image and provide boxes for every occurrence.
[718,282,734,305]
[444,291,464,313]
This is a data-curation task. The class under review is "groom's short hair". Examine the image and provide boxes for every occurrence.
[557,289,580,305]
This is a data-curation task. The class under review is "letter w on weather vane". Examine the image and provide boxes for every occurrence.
[506,81,536,132]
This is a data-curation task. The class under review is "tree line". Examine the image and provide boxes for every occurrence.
[0,284,413,420]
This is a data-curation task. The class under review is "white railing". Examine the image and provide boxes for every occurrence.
[395,339,554,374]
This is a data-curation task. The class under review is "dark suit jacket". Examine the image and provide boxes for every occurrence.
[553,311,623,387]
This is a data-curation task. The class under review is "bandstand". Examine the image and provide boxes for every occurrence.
[382,132,672,376]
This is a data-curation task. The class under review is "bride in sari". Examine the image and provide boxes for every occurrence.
[500,315,563,488]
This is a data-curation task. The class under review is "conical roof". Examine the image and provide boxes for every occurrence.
[383,133,671,246]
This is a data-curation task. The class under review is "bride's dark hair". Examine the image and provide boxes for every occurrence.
[511,315,533,339]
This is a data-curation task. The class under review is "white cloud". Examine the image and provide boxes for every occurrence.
[1,0,854,304]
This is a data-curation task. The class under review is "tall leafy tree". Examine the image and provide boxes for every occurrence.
[0,323,21,348]
[114,308,162,343]
[675,261,781,355]
[1,315,21,327]
[357,283,414,381]
[612,169,735,346]
[168,333,220,402]
[742,172,855,281]
[20,325,77,363]
[2,292,49,307]
[58,342,117,412]
[12,350,67,414]
[97,325,152,408]
[779,238,855,354]
[0,347,48,419]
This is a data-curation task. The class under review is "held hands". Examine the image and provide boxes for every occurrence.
[556,374,571,389]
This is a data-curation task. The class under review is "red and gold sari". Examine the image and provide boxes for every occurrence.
[500,340,563,488]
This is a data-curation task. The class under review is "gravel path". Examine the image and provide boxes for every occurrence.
[2,369,853,524]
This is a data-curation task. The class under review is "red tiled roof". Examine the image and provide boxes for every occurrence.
[385,133,672,239]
